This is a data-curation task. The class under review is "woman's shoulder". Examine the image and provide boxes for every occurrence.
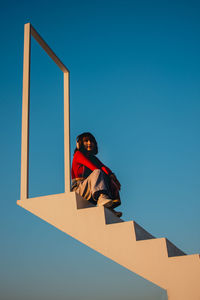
[73,150,81,158]
[73,150,88,160]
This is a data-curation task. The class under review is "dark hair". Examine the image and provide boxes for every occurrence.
[74,132,98,155]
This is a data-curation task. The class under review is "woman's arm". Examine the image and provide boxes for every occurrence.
[93,156,112,175]
[94,156,120,189]
[75,151,112,176]
[75,151,99,170]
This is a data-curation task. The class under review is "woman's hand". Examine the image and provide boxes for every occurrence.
[110,173,121,190]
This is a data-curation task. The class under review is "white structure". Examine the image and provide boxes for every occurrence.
[17,23,200,300]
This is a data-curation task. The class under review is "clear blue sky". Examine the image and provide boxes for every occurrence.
[0,0,200,299]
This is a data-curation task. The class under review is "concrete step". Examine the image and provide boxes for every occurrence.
[17,192,200,299]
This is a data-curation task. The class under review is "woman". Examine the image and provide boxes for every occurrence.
[71,132,122,217]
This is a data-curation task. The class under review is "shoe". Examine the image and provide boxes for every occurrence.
[111,198,121,209]
[109,208,122,218]
[97,194,113,208]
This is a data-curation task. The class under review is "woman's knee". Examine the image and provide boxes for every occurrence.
[91,169,108,181]
[92,169,103,176]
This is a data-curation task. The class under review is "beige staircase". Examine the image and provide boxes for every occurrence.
[19,23,200,300]
[17,192,200,300]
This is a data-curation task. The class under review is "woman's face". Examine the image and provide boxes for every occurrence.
[82,136,95,152]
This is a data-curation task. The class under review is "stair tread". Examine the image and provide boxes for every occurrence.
[17,192,200,296]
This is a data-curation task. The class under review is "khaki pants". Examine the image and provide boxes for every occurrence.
[72,169,112,202]
[72,169,121,208]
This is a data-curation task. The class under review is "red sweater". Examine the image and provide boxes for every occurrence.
[71,150,112,179]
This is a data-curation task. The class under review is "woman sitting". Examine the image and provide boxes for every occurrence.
[71,132,122,217]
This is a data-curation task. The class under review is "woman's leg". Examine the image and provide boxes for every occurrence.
[73,169,111,201]
[73,169,122,215]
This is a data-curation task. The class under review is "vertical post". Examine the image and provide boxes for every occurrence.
[64,71,71,193]
[20,23,31,200]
